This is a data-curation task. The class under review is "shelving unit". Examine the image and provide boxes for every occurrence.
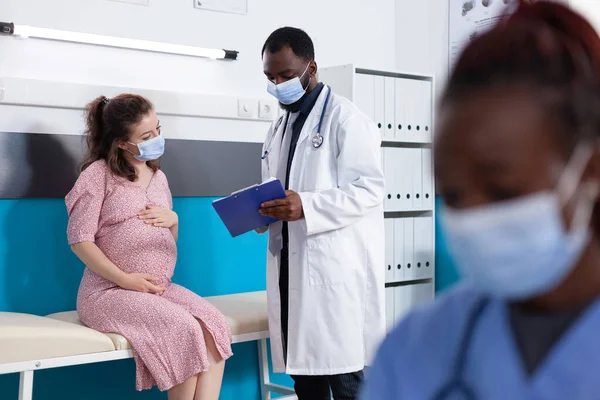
[320,64,435,332]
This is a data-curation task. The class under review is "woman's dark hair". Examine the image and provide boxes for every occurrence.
[443,0,600,152]
[82,94,158,181]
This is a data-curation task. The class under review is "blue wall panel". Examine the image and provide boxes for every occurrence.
[434,197,461,293]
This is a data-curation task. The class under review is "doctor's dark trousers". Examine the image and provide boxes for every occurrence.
[279,247,365,400]
[279,83,364,400]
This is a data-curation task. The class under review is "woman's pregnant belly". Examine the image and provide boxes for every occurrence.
[96,217,177,281]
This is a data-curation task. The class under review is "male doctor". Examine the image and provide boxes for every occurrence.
[258,27,385,400]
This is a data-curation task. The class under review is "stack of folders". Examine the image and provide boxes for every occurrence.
[212,178,286,237]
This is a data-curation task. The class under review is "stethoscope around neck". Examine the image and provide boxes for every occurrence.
[431,297,491,400]
[261,86,332,160]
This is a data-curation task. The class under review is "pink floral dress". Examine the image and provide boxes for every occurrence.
[66,160,233,391]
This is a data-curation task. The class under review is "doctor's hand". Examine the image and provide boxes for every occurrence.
[138,206,178,228]
[259,190,304,222]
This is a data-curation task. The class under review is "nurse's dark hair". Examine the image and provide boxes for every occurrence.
[443,0,600,152]
[82,94,159,182]
[262,27,315,61]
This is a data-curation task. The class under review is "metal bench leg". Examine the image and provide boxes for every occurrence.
[18,371,34,400]
[258,338,297,400]
[258,338,272,400]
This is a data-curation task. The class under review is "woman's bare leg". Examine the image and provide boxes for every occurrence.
[194,325,226,400]
[168,375,198,400]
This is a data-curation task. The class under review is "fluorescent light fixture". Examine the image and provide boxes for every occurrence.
[0,21,238,61]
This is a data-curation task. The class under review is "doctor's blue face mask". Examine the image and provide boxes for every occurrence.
[441,144,600,300]
[267,63,311,105]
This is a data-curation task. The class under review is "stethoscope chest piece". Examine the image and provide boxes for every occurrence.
[312,133,324,148]
[311,86,332,149]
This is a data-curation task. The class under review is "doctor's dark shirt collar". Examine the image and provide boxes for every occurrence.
[296,82,324,116]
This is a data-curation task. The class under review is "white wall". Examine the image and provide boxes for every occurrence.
[571,0,600,30]
[395,0,449,99]
[0,0,396,97]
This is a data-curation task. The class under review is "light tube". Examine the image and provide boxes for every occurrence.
[0,22,238,61]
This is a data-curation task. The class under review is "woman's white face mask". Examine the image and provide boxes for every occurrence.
[128,134,165,162]
[441,144,600,300]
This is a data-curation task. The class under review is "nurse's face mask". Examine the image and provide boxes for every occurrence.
[442,143,600,300]
[267,63,311,105]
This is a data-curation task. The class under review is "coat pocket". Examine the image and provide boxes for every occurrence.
[306,236,351,286]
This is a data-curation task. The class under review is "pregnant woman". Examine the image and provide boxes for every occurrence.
[66,94,232,400]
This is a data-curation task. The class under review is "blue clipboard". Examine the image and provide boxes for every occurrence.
[212,178,286,237]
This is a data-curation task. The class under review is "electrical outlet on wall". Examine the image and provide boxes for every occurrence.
[238,99,257,118]
[259,101,275,120]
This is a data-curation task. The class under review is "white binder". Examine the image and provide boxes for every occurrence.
[374,76,385,139]
[410,149,423,210]
[385,219,395,283]
[384,76,395,141]
[413,216,429,279]
[422,148,434,210]
[423,216,435,279]
[403,217,415,281]
[393,218,405,282]
[386,288,395,331]
[422,80,433,142]
[394,78,407,142]
[383,148,397,211]
[398,148,411,211]
[405,79,419,142]
[394,286,410,324]
[409,282,435,306]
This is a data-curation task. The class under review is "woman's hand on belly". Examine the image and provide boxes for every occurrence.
[138,206,178,228]
[116,272,165,295]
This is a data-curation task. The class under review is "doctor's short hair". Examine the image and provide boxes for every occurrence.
[262,27,315,61]
[443,0,600,154]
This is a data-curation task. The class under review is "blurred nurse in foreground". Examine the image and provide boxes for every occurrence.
[362,1,600,399]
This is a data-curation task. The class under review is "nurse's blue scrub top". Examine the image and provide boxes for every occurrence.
[361,283,600,400]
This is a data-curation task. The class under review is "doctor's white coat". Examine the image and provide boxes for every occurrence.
[260,86,386,376]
